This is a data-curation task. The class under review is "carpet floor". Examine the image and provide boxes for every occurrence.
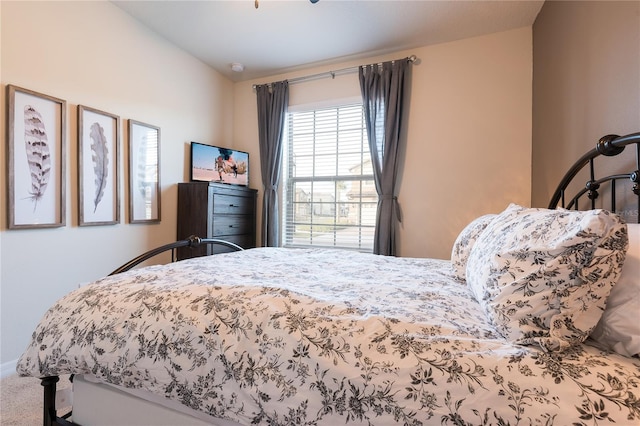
[1,374,71,425]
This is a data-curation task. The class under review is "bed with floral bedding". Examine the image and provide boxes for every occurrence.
[16,132,640,426]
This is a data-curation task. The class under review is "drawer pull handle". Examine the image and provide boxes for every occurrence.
[229,225,234,228]
[229,204,237,207]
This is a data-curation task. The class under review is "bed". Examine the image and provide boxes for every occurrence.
[16,132,640,426]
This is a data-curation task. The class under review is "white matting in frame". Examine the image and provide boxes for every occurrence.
[128,119,161,223]
[7,85,66,229]
[78,105,120,226]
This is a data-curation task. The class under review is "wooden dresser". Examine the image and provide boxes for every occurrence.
[176,182,257,259]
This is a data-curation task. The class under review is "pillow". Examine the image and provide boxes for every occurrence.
[451,214,497,282]
[465,204,628,352]
[590,222,639,357]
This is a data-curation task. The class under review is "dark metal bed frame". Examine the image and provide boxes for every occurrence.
[548,132,640,221]
[108,235,244,275]
[38,132,640,426]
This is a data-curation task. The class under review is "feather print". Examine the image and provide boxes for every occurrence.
[90,122,109,213]
[24,105,51,210]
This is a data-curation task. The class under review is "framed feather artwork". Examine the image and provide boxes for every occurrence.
[78,105,120,226]
[6,85,66,229]
[128,119,161,224]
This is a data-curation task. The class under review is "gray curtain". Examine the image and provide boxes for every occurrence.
[359,58,411,256]
[256,81,289,247]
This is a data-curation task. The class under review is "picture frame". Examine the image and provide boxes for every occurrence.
[78,105,120,226]
[6,85,66,229]
[128,119,161,223]
[190,141,249,186]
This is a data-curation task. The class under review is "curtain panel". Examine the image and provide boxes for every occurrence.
[256,81,289,247]
[359,58,412,256]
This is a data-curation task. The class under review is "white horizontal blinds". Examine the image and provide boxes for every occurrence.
[284,104,377,251]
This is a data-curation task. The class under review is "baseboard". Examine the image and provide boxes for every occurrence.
[1,359,18,379]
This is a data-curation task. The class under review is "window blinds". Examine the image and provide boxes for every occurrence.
[283,104,377,251]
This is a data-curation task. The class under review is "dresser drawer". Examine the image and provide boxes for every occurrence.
[212,216,253,236]
[213,194,253,215]
[177,182,257,260]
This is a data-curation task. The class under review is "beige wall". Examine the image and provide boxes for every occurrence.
[235,27,533,259]
[532,1,640,215]
[1,1,233,367]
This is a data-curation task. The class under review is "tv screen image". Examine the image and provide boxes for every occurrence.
[190,142,249,186]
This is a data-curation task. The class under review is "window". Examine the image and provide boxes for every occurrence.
[283,103,377,251]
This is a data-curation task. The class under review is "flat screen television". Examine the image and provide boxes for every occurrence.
[190,142,249,186]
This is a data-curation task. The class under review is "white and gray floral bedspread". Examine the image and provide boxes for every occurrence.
[17,248,640,425]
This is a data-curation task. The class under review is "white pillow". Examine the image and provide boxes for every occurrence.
[450,214,496,282]
[590,223,640,357]
[466,204,628,352]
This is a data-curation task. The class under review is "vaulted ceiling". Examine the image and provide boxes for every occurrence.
[112,0,545,82]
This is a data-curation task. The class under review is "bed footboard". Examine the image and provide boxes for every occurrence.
[41,376,74,426]
[38,236,244,426]
[109,235,244,275]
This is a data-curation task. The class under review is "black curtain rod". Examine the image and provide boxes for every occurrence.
[252,55,417,90]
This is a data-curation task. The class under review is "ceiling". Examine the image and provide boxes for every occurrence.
[112,0,545,82]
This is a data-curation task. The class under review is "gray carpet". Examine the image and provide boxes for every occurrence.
[0,374,71,425]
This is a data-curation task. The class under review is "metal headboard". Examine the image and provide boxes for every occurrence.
[109,235,244,275]
[548,132,640,223]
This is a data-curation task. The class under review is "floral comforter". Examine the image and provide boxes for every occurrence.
[17,248,640,425]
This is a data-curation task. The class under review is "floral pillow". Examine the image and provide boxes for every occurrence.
[466,204,628,352]
[451,214,496,282]
[589,223,639,357]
